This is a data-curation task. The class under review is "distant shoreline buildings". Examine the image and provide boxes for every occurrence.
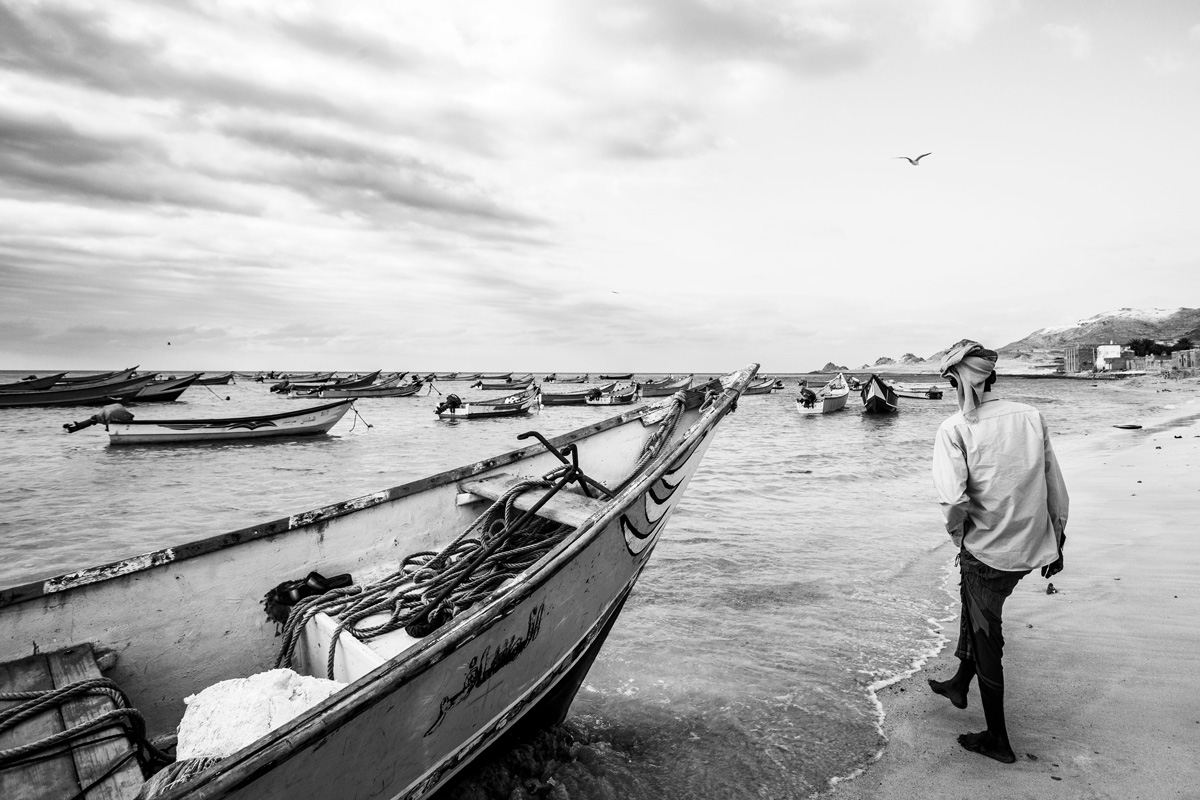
[1063,342,1200,375]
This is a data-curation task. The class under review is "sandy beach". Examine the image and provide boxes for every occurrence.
[832,377,1200,800]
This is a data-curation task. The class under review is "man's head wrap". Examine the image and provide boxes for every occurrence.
[939,341,998,422]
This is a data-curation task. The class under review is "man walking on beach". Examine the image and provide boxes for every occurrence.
[928,341,1068,764]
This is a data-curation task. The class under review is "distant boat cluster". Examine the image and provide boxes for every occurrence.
[3,366,948,446]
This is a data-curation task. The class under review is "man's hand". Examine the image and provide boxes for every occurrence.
[1041,554,1064,579]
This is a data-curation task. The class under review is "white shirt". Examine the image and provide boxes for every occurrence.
[932,394,1069,571]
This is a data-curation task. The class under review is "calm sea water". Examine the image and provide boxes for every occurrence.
[0,369,1173,798]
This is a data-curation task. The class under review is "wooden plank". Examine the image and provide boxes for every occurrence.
[457,473,608,529]
[0,653,78,800]
[47,645,144,800]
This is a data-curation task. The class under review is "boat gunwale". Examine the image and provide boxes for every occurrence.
[156,363,758,800]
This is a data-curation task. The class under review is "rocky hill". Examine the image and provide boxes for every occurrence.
[843,308,1199,375]
[998,307,1200,353]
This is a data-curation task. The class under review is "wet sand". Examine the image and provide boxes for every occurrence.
[833,379,1200,799]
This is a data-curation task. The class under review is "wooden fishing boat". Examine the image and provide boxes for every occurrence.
[540,382,615,407]
[194,372,235,386]
[471,374,534,391]
[62,399,355,445]
[434,386,539,419]
[795,373,850,416]
[0,372,68,392]
[133,374,203,402]
[598,373,633,381]
[317,379,425,399]
[0,365,757,800]
[0,373,158,408]
[554,373,588,383]
[54,366,139,385]
[890,382,944,400]
[292,374,401,398]
[741,377,782,395]
[860,374,899,413]
[584,383,640,406]
[273,370,383,395]
[637,374,693,398]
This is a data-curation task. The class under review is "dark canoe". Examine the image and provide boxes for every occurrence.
[0,372,68,392]
[0,373,159,408]
[598,373,633,380]
[284,370,382,393]
[861,375,899,413]
[133,374,203,402]
[54,366,139,385]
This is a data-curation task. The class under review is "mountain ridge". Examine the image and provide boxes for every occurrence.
[842,307,1199,374]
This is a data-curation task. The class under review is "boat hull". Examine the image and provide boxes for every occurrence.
[105,400,354,444]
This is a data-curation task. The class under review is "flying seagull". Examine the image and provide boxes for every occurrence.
[896,152,932,165]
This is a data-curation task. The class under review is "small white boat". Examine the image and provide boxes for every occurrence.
[434,386,539,419]
[891,382,944,400]
[795,373,850,415]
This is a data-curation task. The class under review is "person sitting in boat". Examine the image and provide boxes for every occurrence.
[798,380,817,408]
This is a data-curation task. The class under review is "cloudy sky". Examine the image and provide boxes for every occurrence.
[2,0,1197,372]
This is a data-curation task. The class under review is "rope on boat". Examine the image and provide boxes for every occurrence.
[0,677,172,771]
[274,389,698,680]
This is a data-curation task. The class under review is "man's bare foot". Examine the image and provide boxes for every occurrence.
[928,678,968,709]
[957,731,1016,763]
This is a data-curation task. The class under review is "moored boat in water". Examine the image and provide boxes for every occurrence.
[890,381,944,400]
[0,372,69,392]
[471,374,534,391]
[63,399,355,444]
[795,373,850,415]
[860,374,899,413]
[637,374,693,398]
[133,373,203,402]
[0,365,756,800]
[742,377,783,395]
[584,382,640,406]
[434,386,540,419]
[194,372,235,385]
[540,382,615,407]
[0,372,158,408]
[317,378,425,399]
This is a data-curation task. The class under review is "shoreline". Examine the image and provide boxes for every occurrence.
[827,379,1200,799]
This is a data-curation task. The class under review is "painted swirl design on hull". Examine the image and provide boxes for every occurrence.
[621,430,709,556]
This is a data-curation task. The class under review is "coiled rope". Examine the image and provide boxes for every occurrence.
[275,389,699,679]
[0,677,172,772]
